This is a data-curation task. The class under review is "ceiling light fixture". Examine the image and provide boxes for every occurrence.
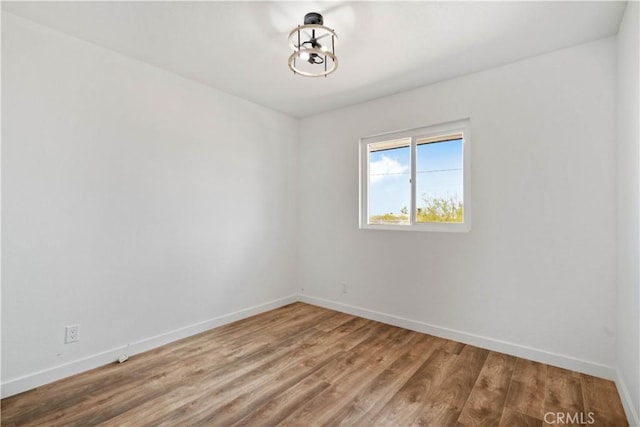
[288,12,337,77]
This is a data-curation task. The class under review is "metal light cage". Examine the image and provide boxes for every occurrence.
[288,14,338,77]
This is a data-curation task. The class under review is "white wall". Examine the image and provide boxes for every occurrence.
[1,13,298,395]
[298,38,618,376]
[616,2,640,424]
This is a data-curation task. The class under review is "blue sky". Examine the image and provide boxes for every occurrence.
[369,139,463,216]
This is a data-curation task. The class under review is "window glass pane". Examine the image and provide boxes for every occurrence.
[368,140,410,225]
[416,138,463,223]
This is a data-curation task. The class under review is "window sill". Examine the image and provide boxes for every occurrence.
[360,222,471,232]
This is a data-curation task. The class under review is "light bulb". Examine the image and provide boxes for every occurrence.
[299,51,310,61]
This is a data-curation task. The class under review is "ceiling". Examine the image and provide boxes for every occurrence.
[2,1,627,118]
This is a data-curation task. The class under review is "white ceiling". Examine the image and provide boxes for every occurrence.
[2,1,627,118]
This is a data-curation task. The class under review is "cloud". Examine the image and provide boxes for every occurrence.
[370,156,409,184]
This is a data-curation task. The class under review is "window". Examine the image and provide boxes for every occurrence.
[359,119,470,232]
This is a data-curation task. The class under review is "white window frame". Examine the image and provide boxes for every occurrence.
[359,119,471,232]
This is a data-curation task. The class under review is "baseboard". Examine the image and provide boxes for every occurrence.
[0,294,298,399]
[298,294,617,381]
[615,369,640,427]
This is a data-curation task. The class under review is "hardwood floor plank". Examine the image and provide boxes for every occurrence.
[499,408,543,427]
[413,345,490,426]
[219,350,358,427]
[457,351,517,426]
[543,366,585,427]
[443,339,466,355]
[1,303,629,427]
[364,347,460,426]
[276,325,418,426]
[313,311,356,332]
[580,374,628,427]
[230,371,334,426]
[328,334,440,426]
[504,358,547,419]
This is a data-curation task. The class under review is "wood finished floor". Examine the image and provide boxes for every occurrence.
[1,303,629,427]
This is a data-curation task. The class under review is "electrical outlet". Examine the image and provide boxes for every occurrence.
[341,282,348,294]
[65,325,79,343]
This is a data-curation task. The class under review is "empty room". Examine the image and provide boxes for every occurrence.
[1,1,639,426]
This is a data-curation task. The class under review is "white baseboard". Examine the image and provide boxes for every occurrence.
[0,294,298,399]
[298,294,617,381]
[615,369,640,427]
